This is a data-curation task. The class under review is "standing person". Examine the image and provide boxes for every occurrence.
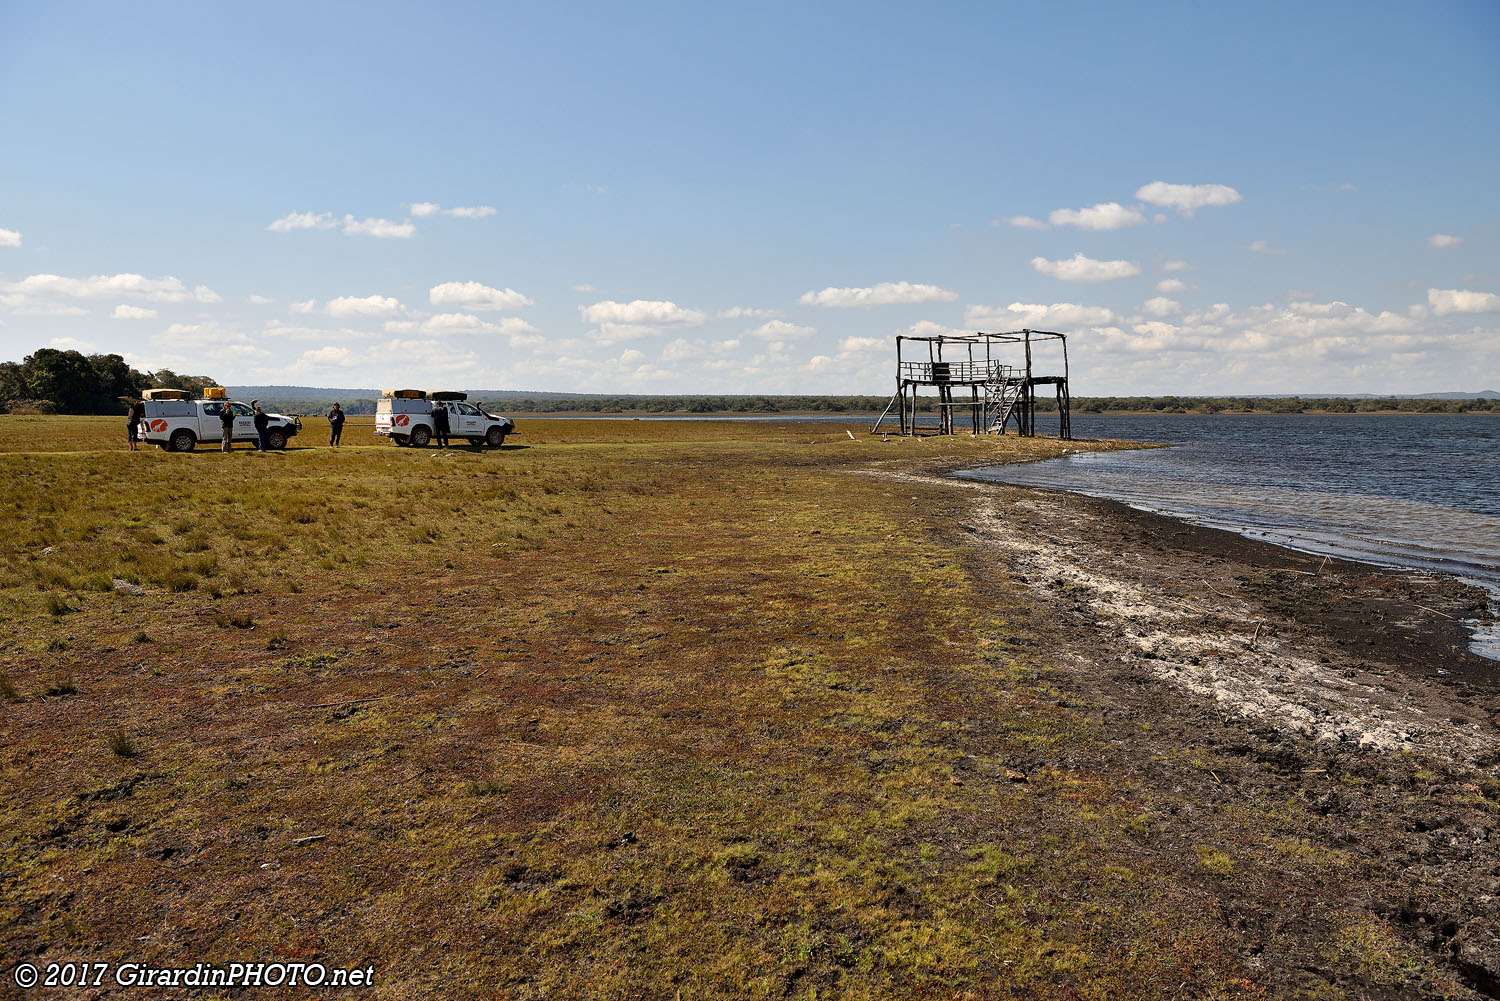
[218,401,235,452]
[253,403,270,452]
[327,402,345,447]
[431,403,450,448]
[125,400,144,451]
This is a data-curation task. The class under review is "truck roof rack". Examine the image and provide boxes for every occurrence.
[381,389,427,399]
[429,390,468,401]
[142,388,191,400]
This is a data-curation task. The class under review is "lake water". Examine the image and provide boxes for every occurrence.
[954,414,1500,660]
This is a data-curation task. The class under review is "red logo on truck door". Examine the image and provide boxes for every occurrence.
[149,419,168,432]
[394,414,409,426]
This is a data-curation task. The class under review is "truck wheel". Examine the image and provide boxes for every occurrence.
[169,429,196,453]
[266,429,287,450]
[409,426,431,447]
[486,427,506,447]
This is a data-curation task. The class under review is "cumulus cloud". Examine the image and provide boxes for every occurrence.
[718,306,781,320]
[748,320,816,340]
[342,216,415,239]
[1135,181,1243,216]
[1428,233,1463,249]
[411,202,496,218]
[1156,278,1189,293]
[900,320,963,338]
[581,299,706,326]
[964,301,1117,329]
[1141,296,1182,318]
[397,313,539,338]
[0,228,20,248]
[798,281,957,307]
[1004,215,1050,230]
[1428,288,1500,316]
[1048,202,1145,230]
[267,211,338,232]
[1162,259,1195,272]
[325,294,407,318]
[1030,253,1141,283]
[112,305,158,320]
[838,336,885,353]
[246,294,274,305]
[429,281,534,311]
[0,273,220,304]
[1247,240,1285,254]
[268,211,415,238]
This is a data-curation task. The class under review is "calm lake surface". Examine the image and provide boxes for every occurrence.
[956,414,1500,659]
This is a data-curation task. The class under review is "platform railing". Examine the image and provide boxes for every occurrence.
[899,360,1016,384]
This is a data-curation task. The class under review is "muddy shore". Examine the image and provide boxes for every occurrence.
[895,469,1500,997]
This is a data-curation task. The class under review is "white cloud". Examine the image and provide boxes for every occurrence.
[270,211,416,238]
[1135,181,1243,216]
[48,336,95,350]
[798,281,957,307]
[1247,240,1285,254]
[1162,259,1195,272]
[1047,202,1145,230]
[718,306,781,320]
[1428,288,1500,316]
[1141,296,1182,318]
[299,346,353,366]
[900,320,963,338]
[411,202,495,219]
[325,294,407,318]
[0,228,20,248]
[1156,278,1189,293]
[0,272,220,303]
[580,299,706,326]
[1005,215,1050,230]
[0,299,88,316]
[290,299,317,315]
[112,304,158,320]
[246,294,273,305]
[429,281,534,311]
[965,301,1117,329]
[1428,233,1463,249]
[749,320,816,340]
[407,313,539,337]
[268,211,338,232]
[1030,253,1141,283]
[838,336,885,353]
[342,215,415,239]
[572,283,595,293]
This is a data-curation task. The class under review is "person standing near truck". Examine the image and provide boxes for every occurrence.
[253,403,270,452]
[328,402,346,447]
[218,401,235,452]
[431,402,450,448]
[126,400,145,451]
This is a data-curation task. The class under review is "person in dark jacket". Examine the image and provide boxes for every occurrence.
[253,404,270,452]
[328,402,345,447]
[431,403,450,448]
[126,400,145,451]
[218,402,235,452]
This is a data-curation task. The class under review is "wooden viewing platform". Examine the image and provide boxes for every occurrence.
[871,330,1072,438]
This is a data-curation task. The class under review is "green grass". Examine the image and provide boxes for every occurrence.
[0,415,1471,999]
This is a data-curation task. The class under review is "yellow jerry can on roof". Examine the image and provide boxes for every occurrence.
[201,386,227,400]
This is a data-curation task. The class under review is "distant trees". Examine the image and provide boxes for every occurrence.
[0,348,217,415]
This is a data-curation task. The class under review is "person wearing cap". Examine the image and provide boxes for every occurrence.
[328,402,346,447]
[431,402,450,448]
[218,401,235,452]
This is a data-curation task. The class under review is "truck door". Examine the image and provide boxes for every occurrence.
[200,402,227,441]
[229,401,255,440]
[452,402,484,437]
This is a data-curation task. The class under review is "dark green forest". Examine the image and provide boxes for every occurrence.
[0,348,216,414]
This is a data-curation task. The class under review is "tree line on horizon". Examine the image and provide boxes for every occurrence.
[2,347,1496,416]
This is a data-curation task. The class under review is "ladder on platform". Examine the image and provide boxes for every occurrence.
[986,373,1024,434]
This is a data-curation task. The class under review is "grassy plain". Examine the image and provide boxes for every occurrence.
[0,415,1493,999]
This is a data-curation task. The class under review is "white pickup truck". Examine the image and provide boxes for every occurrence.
[374,391,514,447]
[140,397,302,452]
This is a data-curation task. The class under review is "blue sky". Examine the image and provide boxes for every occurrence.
[1,0,1497,395]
